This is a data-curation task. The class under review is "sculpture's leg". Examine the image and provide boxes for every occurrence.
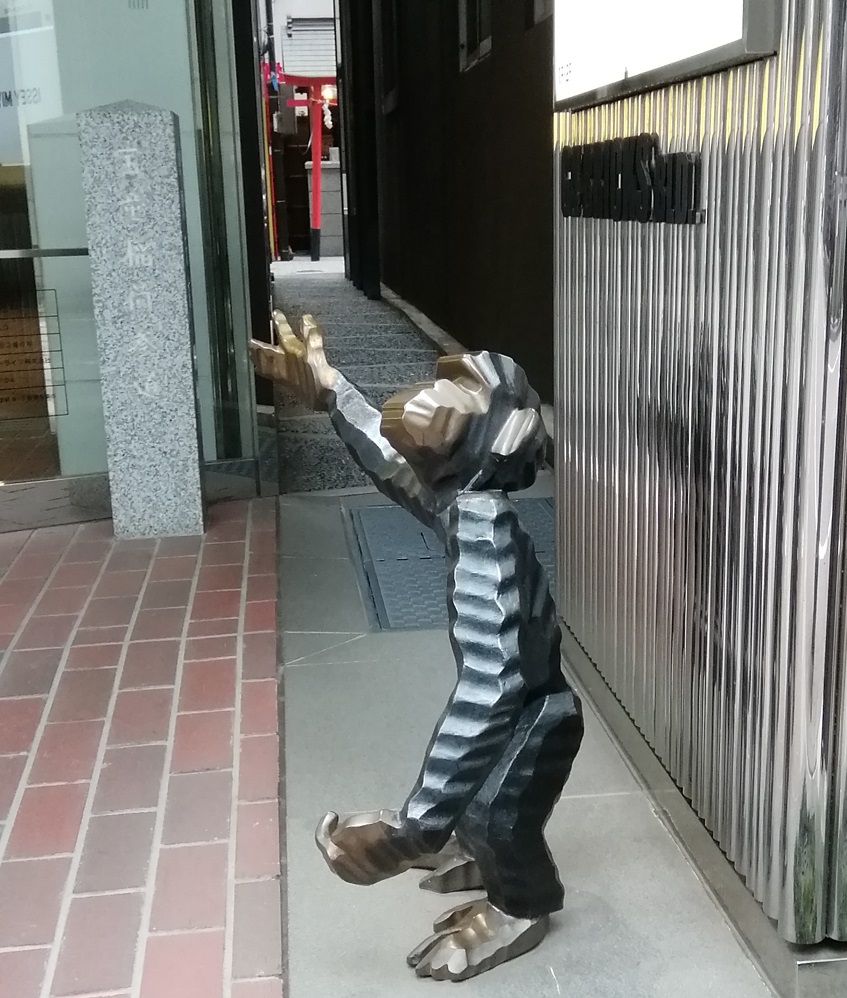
[411,834,467,871]
[411,688,584,981]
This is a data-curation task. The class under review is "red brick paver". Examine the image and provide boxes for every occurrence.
[140,930,225,998]
[0,500,283,998]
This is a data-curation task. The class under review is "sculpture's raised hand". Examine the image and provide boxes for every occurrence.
[249,311,339,411]
[315,809,417,886]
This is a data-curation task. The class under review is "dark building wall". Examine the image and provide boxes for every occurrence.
[376,3,449,321]
[375,1,554,400]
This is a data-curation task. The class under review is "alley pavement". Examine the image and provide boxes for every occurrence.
[0,499,282,998]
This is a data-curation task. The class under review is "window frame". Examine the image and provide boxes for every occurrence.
[458,0,492,72]
[525,0,553,28]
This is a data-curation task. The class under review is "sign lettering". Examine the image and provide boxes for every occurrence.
[0,88,41,109]
[560,134,703,225]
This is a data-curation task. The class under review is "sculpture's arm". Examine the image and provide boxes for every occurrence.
[398,494,525,853]
[250,311,435,527]
[326,374,436,528]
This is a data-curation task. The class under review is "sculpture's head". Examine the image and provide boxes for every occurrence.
[380,351,546,492]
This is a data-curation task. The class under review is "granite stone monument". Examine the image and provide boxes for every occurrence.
[78,101,205,537]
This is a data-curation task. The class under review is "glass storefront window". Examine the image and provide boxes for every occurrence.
[0,0,258,509]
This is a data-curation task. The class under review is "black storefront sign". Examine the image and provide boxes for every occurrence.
[561,134,703,225]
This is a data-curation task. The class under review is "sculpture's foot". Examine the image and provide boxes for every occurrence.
[418,855,483,894]
[407,899,549,982]
[409,835,483,894]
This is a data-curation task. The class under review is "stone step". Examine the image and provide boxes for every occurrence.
[323,346,436,366]
[277,412,368,493]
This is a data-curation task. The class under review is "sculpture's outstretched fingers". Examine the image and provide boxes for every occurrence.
[272,309,295,344]
[300,313,320,340]
[293,315,338,398]
[276,326,306,359]
[300,315,328,361]
[249,340,284,382]
[305,327,325,354]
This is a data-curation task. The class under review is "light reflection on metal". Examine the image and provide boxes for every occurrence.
[251,315,584,979]
[406,900,550,982]
[554,0,847,944]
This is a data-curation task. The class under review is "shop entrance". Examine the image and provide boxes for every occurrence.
[0,181,64,482]
[0,0,263,530]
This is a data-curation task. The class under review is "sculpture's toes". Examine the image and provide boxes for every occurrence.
[408,932,447,973]
[427,940,471,982]
[419,856,484,894]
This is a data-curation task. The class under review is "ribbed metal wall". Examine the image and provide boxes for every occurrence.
[554,0,847,943]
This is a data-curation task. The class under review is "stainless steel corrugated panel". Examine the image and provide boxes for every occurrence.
[554,0,847,943]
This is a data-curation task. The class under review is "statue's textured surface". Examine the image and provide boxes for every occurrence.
[251,313,584,981]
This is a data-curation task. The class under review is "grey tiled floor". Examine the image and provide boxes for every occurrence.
[279,475,774,997]
[347,499,555,629]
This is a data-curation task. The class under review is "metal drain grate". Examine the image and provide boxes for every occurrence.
[345,498,556,630]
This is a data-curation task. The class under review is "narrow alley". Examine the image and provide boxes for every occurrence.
[271,272,774,998]
[1,1,846,996]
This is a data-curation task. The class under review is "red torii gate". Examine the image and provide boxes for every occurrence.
[267,68,338,261]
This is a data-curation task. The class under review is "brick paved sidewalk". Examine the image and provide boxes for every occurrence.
[0,499,282,998]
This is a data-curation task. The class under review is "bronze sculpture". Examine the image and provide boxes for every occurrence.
[251,312,584,981]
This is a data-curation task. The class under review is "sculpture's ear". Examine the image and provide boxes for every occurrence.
[491,408,543,457]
